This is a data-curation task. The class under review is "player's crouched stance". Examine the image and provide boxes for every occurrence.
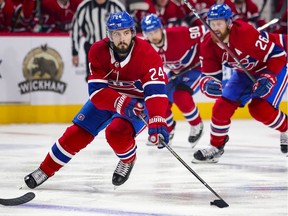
[24,11,169,189]
[192,4,288,163]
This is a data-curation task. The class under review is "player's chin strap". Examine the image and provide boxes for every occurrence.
[138,114,229,208]
[182,0,256,83]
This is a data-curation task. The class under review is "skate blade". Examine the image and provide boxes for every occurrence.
[191,158,219,164]
[189,131,204,148]
[190,140,200,149]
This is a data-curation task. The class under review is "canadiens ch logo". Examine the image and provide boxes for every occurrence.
[18,44,67,94]
[114,62,119,68]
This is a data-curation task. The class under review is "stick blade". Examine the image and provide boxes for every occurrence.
[210,199,229,208]
[0,192,35,206]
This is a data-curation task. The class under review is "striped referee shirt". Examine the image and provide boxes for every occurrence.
[71,0,125,55]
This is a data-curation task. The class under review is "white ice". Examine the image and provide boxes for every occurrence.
[0,120,287,216]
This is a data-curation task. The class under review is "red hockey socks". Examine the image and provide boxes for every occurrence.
[40,124,94,177]
[173,90,202,125]
[249,98,287,132]
[106,118,137,163]
[210,97,239,147]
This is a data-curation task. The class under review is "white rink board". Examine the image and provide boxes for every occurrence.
[0,34,286,105]
[0,35,88,105]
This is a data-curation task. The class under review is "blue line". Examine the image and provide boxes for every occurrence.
[21,203,189,216]
[219,163,287,173]
[239,186,288,191]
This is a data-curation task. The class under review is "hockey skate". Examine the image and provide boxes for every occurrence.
[146,121,176,146]
[192,136,229,164]
[188,121,204,148]
[280,131,287,154]
[24,168,48,189]
[112,160,135,186]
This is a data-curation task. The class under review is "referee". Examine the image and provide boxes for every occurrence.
[71,0,125,82]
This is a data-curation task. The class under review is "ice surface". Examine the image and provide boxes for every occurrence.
[0,120,287,216]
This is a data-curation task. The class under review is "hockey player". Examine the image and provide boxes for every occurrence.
[37,0,83,32]
[141,13,205,147]
[12,0,36,32]
[0,0,15,32]
[192,4,287,163]
[233,0,266,28]
[24,11,169,188]
[179,0,238,27]
[132,0,188,32]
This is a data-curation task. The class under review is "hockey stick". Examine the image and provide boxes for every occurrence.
[258,0,268,20]
[34,0,42,32]
[168,62,201,82]
[257,0,287,32]
[0,192,35,206]
[257,18,279,31]
[166,62,201,94]
[275,0,287,20]
[257,0,287,31]
[138,115,229,208]
[182,0,256,83]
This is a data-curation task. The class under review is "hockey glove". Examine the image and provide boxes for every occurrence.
[148,116,169,149]
[252,73,277,99]
[200,76,222,99]
[115,95,144,120]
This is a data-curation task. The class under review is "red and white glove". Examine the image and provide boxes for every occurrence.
[200,76,222,99]
[115,95,144,120]
[148,116,169,149]
[252,73,277,99]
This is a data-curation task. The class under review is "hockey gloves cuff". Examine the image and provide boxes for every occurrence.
[200,76,222,99]
[252,73,277,99]
[115,95,144,120]
[148,116,169,149]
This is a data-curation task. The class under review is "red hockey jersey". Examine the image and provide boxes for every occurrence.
[88,37,168,118]
[134,0,185,29]
[0,0,14,31]
[40,0,82,32]
[200,20,287,78]
[150,25,206,74]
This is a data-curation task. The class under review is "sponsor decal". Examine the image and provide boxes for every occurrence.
[18,44,67,94]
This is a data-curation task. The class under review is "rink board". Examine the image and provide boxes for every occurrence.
[0,102,287,124]
[0,34,287,124]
